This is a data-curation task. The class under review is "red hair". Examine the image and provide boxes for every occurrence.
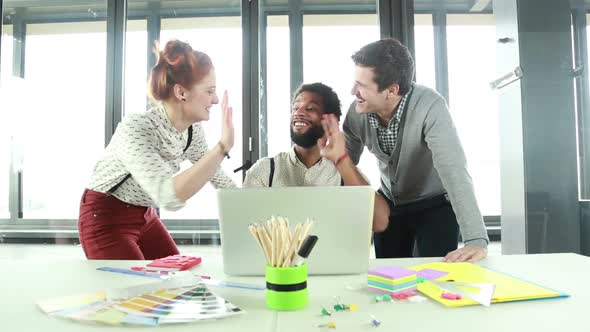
[148,39,213,101]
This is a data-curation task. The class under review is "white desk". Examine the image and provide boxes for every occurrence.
[2,253,586,331]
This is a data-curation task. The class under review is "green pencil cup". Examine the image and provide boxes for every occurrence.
[265,264,308,310]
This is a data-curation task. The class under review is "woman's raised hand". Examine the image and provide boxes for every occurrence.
[219,90,234,153]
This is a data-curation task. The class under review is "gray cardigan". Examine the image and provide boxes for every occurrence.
[343,84,488,248]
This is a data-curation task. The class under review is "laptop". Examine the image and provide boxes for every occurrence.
[218,186,374,276]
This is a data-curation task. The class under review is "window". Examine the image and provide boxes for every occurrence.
[0,25,14,218]
[414,14,436,90]
[302,14,379,112]
[0,0,501,239]
[265,15,291,158]
[1,24,12,77]
[124,19,148,116]
[158,16,243,220]
[447,14,499,215]
[18,21,107,219]
[579,13,590,200]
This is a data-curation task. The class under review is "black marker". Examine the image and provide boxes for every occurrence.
[294,235,319,266]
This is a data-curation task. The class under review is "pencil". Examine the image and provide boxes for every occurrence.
[273,219,279,267]
[279,217,289,266]
[249,219,315,267]
[283,223,302,267]
[249,224,269,264]
[258,224,273,264]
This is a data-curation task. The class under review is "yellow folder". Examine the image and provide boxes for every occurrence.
[409,262,567,307]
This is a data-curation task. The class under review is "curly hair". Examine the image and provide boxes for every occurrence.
[292,82,342,121]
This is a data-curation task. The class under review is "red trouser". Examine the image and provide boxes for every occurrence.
[78,189,180,260]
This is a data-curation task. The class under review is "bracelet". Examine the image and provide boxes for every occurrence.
[335,152,348,166]
[218,142,231,159]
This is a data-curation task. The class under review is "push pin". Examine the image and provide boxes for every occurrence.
[345,304,359,311]
[370,315,381,327]
[333,304,346,311]
[333,296,346,311]
[392,293,409,301]
[316,321,336,329]
[321,306,332,316]
[392,291,417,301]
[375,294,393,303]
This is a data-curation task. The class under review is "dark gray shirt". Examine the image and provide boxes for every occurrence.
[343,84,488,248]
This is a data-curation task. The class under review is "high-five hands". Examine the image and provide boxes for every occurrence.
[219,90,234,153]
[317,114,347,163]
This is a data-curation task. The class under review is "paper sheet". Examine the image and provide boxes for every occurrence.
[410,262,567,307]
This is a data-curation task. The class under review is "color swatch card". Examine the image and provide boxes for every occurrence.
[114,285,243,323]
[38,282,243,326]
[409,262,568,307]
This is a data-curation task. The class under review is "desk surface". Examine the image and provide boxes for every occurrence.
[2,253,586,331]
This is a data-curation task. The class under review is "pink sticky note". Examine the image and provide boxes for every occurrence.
[368,266,415,279]
[417,268,448,281]
[441,292,462,300]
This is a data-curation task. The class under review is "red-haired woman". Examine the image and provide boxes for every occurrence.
[78,40,235,259]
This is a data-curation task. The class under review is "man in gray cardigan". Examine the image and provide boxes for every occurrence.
[343,38,488,262]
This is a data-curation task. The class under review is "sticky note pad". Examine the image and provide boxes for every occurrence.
[368,266,417,295]
[369,273,416,285]
[368,266,416,279]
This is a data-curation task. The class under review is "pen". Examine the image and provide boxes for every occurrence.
[294,235,318,266]
[132,267,212,279]
[202,278,265,291]
[97,267,170,279]
[131,266,173,274]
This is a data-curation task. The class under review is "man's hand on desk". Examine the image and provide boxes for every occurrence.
[443,245,487,263]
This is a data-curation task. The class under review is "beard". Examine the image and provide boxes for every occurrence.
[290,123,325,148]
